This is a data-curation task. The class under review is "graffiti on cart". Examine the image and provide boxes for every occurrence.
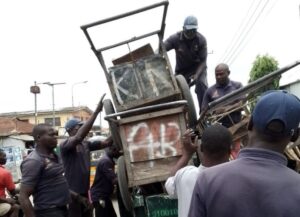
[126,120,182,164]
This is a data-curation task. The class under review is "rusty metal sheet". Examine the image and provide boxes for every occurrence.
[109,54,179,111]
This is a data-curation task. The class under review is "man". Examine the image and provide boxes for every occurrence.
[188,90,300,217]
[60,94,113,217]
[19,124,70,217]
[164,15,208,109]
[0,150,19,217]
[90,146,121,217]
[165,125,232,217]
[201,63,243,128]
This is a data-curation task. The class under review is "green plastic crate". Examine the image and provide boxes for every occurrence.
[145,194,178,217]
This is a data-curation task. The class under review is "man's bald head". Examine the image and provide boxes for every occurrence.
[215,63,230,86]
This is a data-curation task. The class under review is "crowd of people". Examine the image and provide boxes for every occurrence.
[163,15,300,217]
[0,94,118,217]
[0,14,300,217]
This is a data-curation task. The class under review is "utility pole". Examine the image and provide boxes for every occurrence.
[30,81,41,125]
[43,82,66,127]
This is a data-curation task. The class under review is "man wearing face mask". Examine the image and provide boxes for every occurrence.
[164,15,208,110]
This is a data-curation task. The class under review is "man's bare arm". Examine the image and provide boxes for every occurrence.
[19,184,35,217]
[170,129,198,176]
[67,94,106,147]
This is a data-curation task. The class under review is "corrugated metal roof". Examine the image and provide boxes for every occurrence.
[0,106,93,118]
[9,134,34,141]
[0,118,34,136]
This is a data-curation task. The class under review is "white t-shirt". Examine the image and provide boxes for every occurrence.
[165,165,206,217]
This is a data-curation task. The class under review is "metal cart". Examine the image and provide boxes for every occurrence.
[81,1,197,216]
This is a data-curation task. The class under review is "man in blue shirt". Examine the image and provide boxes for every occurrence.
[20,124,70,217]
[164,15,208,110]
[90,146,121,217]
[188,90,300,217]
[60,94,113,217]
[201,63,243,128]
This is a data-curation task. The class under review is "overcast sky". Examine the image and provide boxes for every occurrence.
[0,0,299,123]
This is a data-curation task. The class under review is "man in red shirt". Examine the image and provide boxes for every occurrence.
[0,149,19,217]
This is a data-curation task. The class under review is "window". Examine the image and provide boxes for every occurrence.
[44,117,61,126]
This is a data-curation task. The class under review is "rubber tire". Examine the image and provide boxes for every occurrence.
[175,74,198,128]
[117,156,133,213]
[103,99,122,150]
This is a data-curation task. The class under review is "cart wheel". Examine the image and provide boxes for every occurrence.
[103,99,122,150]
[117,156,134,213]
[176,74,198,129]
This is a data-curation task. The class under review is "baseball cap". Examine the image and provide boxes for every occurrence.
[183,15,198,30]
[252,90,300,137]
[65,118,83,131]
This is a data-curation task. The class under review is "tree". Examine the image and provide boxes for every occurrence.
[248,54,280,110]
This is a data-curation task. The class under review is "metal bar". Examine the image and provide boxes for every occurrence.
[207,60,300,111]
[104,100,187,119]
[82,29,97,53]
[80,1,169,30]
[159,0,168,40]
[97,30,160,52]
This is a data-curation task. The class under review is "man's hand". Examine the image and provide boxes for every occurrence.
[102,136,113,149]
[5,198,16,205]
[169,129,199,176]
[76,195,93,211]
[95,93,106,113]
[182,129,198,157]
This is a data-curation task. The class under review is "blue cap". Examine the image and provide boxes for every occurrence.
[64,118,83,131]
[183,15,198,30]
[252,90,300,137]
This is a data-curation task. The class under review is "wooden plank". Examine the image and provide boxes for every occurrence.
[122,113,185,162]
[118,110,188,187]
[128,156,180,187]
[119,107,185,124]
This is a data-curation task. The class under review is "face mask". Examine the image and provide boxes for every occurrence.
[183,29,197,40]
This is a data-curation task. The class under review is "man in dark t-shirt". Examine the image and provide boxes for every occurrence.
[164,15,208,110]
[90,146,121,217]
[201,63,243,128]
[20,124,70,217]
[60,94,113,217]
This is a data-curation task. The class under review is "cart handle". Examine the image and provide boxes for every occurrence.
[104,100,187,120]
[80,1,169,53]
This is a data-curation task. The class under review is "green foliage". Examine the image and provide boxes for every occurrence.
[248,54,280,110]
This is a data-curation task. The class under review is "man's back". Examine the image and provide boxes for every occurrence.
[165,165,204,217]
[90,154,116,202]
[189,148,300,217]
[60,139,91,194]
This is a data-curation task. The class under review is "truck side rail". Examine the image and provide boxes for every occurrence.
[104,100,187,120]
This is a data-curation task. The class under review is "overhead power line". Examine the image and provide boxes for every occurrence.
[223,0,270,65]
[227,0,278,66]
[219,0,259,63]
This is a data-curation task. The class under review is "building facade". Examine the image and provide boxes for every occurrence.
[280,80,300,98]
[0,106,93,135]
